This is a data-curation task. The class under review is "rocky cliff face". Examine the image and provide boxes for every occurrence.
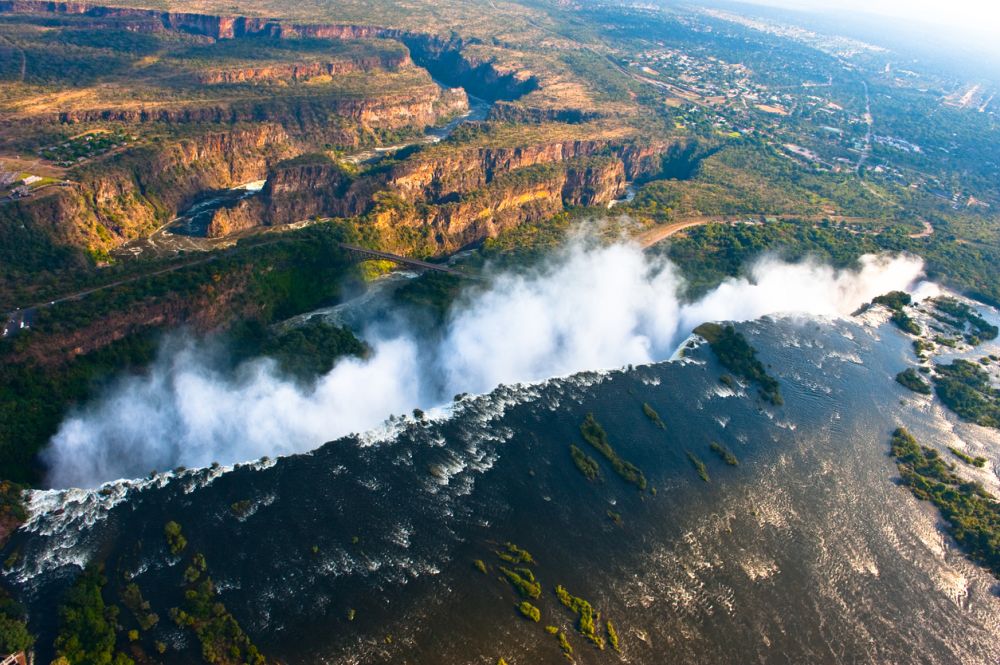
[401,36,538,102]
[429,158,626,250]
[385,137,672,203]
[562,158,627,206]
[205,199,261,238]
[5,124,295,256]
[250,134,678,254]
[255,156,368,228]
[54,86,466,137]
[487,102,604,124]
[358,157,625,253]
[196,53,412,85]
[88,124,292,238]
[0,186,104,261]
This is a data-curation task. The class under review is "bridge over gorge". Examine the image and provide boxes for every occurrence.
[338,243,478,278]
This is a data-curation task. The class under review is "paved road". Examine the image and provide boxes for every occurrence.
[635,212,887,249]
[908,219,934,239]
[637,218,715,248]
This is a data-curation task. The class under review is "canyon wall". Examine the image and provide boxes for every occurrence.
[5,85,468,255]
[385,137,674,203]
[251,144,651,254]
[195,52,413,85]
[0,0,668,271]
[7,264,264,365]
[53,86,467,137]
[381,157,627,252]
[0,1,540,101]
[245,133,687,254]
[4,124,296,257]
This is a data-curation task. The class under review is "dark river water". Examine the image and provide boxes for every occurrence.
[6,313,1000,664]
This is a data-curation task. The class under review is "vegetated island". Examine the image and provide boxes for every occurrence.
[930,297,998,346]
[686,451,709,482]
[870,291,921,335]
[579,414,648,491]
[693,322,782,405]
[170,551,266,665]
[569,444,601,481]
[642,402,665,429]
[709,442,739,466]
[890,428,999,579]
[872,292,998,363]
[495,542,541,599]
[555,585,604,649]
[895,368,932,394]
[932,358,1000,428]
[484,542,625,656]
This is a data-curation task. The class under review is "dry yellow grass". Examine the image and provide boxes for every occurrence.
[755,104,789,115]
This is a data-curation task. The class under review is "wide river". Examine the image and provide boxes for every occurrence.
[7,309,1000,664]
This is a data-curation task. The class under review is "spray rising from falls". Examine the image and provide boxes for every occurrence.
[42,243,928,487]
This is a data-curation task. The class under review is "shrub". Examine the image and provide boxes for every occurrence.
[121,583,158,631]
[686,451,709,482]
[872,291,911,311]
[948,447,987,468]
[517,601,541,622]
[891,310,921,336]
[606,620,620,652]
[895,368,931,394]
[555,585,604,649]
[709,442,739,466]
[642,402,665,429]
[569,445,600,481]
[164,521,187,555]
[580,414,647,490]
[499,567,541,599]
[496,542,535,565]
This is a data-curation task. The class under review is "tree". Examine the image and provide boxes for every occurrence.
[0,613,33,654]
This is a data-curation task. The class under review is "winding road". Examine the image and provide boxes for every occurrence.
[637,218,714,248]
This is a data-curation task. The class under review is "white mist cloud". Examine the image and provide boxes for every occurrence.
[440,244,683,395]
[44,339,423,488]
[678,253,928,329]
[42,243,926,488]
